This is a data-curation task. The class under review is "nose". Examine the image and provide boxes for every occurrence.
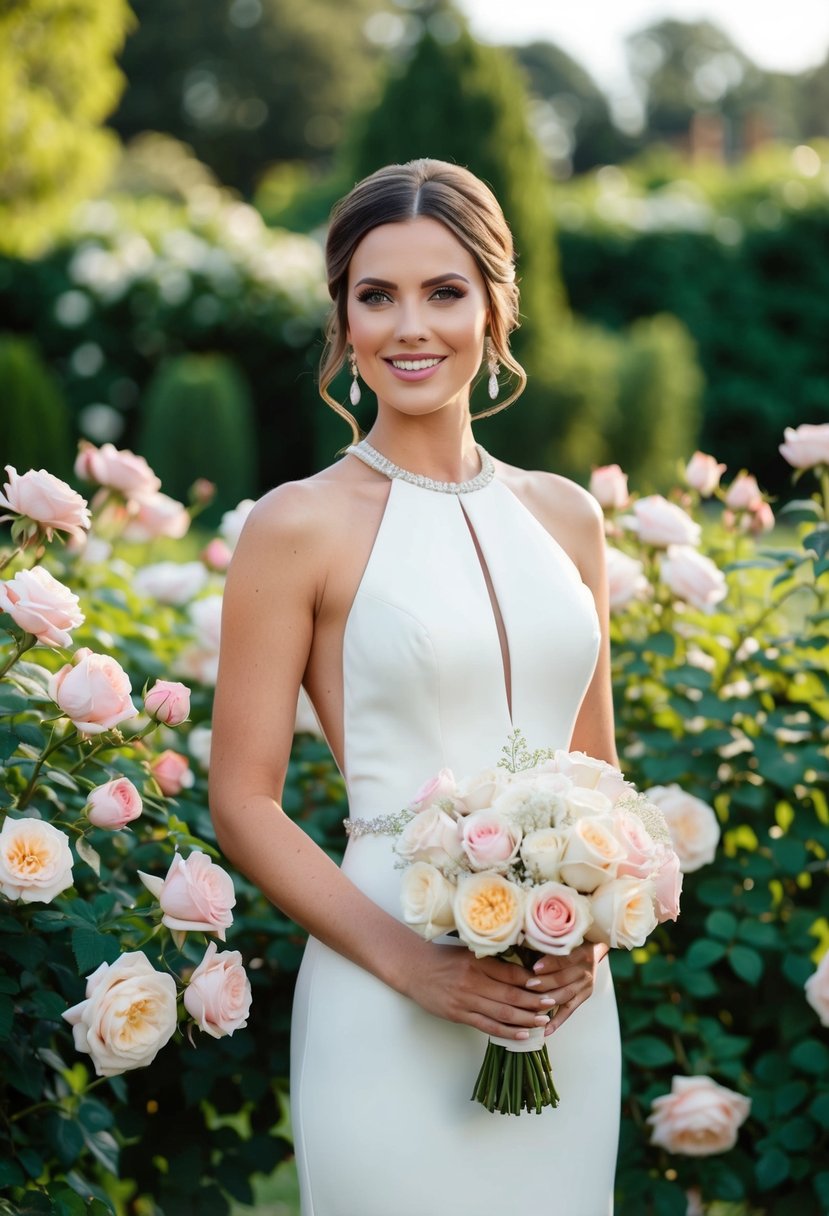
[393,298,429,345]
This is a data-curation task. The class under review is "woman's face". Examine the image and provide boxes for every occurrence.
[346,216,490,420]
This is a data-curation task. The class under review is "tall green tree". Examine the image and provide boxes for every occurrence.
[0,0,133,256]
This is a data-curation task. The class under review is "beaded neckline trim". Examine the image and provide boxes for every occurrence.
[346,439,495,495]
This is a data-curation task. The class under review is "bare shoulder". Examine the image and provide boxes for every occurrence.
[494,459,603,575]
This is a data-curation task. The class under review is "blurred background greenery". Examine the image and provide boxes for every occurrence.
[2,0,829,503]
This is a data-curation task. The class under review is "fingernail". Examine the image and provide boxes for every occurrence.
[540,996,557,1007]
[525,978,541,988]
[544,1025,556,1037]
[534,1014,549,1025]
[516,1030,530,1040]
[533,960,544,973]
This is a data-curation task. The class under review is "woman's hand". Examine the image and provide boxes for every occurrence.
[524,942,607,1034]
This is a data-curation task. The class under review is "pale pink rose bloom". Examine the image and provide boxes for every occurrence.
[176,594,223,686]
[632,495,701,548]
[139,850,236,940]
[0,465,91,543]
[805,951,829,1026]
[651,847,683,923]
[0,566,84,648]
[74,441,161,500]
[684,451,726,496]
[647,1075,751,1156]
[586,875,658,948]
[123,492,190,541]
[184,941,252,1038]
[605,546,648,611]
[647,784,721,873]
[661,545,727,612]
[551,750,632,803]
[523,881,593,955]
[134,561,208,606]
[724,472,762,511]
[589,464,629,510]
[0,817,74,902]
[62,951,177,1076]
[409,767,457,813]
[396,806,462,867]
[150,749,195,797]
[400,862,456,940]
[461,810,522,872]
[49,647,138,735]
[219,499,255,550]
[520,828,568,882]
[559,816,626,893]
[748,501,775,535]
[144,679,191,727]
[87,777,143,829]
[613,808,662,879]
[779,423,829,469]
[200,537,233,571]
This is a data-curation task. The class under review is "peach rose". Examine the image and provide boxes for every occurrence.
[647,1075,751,1156]
[589,464,629,510]
[661,546,727,612]
[400,862,456,940]
[0,465,91,544]
[520,827,567,882]
[409,767,457,813]
[200,537,233,572]
[74,441,160,500]
[586,875,658,948]
[605,546,648,611]
[523,882,593,955]
[453,872,525,957]
[87,777,143,829]
[183,941,252,1038]
[0,816,74,902]
[0,566,84,648]
[134,561,208,606]
[779,423,829,469]
[684,452,726,496]
[647,784,721,873]
[139,850,236,940]
[144,679,191,727]
[461,811,521,872]
[724,472,762,511]
[219,499,255,550]
[631,495,701,548]
[150,749,194,797]
[62,951,177,1076]
[559,817,626,893]
[396,806,462,867]
[123,492,190,541]
[805,950,829,1026]
[49,647,138,734]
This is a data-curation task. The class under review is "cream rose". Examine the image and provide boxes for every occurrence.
[779,423,829,469]
[49,647,138,735]
[139,850,236,940]
[150,750,195,797]
[123,492,190,541]
[647,784,721,873]
[134,561,208,606]
[605,546,648,611]
[684,452,726,496]
[0,816,74,902]
[558,787,615,827]
[188,724,213,771]
[453,872,525,958]
[0,566,84,648]
[455,767,510,814]
[0,465,91,543]
[520,828,567,882]
[86,777,143,829]
[176,595,223,686]
[559,816,626,893]
[396,806,462,867]
[805,950,829,1027]
[461,811,521,872]
[586,875,658,948]
[408,767,457,813]
[589,464,629,510]
[661,546,727,612]
[523,882,593,955]
[183,942,252,1038]
[219,499,255,550]
[74,441,161,499]
[632,495,701,548]
[647,1075,751,1156]
[400,862,456,940]
[144,679,191,727]
[724,472,762,511]
[551,750,632,802]
[62,951,177,1076]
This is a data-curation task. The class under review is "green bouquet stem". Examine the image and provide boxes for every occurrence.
[471,1035,559,1115]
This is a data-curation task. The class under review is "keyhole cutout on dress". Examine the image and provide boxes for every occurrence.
[460,504,513,722]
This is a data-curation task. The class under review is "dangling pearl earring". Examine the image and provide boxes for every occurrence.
[348,349,361,407]
[486,338,500,400]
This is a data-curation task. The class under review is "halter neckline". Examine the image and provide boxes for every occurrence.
[346,439,495,495]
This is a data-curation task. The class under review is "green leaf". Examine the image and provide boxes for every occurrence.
[770,835,809,874]
[624,1035,676,1068]
[803,527,829,560]
[778,1115,816,1152]
[685,938,727,969]
[810,1093,829,1123]
[0,1160,24,1188]
[791,1038,829,1075]
[706,909,737,941]
[696,876,737,907]
[78,1097,115,1134]
[18,1147,44,1178]
[774,1079,809,1116]
[0,688,30,714]
[644,631,676,657]
[28,988,67,1022]
[53,1190,87,1216]
[736,919,778,949]
[71,928,120,975]
[75,835,101,877]
[0,994,12,1039]
[46,1112,85,1168]
[728,944,763,985]
[82,1128,119,1175]
[756,1146,791,1189]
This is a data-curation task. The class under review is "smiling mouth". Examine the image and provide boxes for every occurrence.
[384,356,446,371]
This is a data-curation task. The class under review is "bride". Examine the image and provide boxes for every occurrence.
[210,159,621,1215]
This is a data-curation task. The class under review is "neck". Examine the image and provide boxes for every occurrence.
[363,410,480,484]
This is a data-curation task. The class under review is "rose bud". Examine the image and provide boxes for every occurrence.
[150,749,195,797]
[144,680,191,727]
[87,777,143,829]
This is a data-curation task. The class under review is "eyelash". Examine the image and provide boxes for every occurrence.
[356,285,465,304]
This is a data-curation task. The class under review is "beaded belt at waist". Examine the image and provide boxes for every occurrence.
[343,811,413,838]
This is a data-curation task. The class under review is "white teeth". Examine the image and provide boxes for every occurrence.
[389,358,443,371]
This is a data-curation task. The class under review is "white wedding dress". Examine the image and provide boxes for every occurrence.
[291,445,621,1216]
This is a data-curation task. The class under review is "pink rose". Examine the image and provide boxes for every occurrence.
[139,850,236,940]
[0,566,84,648]
[74,442,161,500]
[647,1075,751,1156]
[660,545,727,612]
[748,501,774,535]
[613,808,661,879]
[684,452,726,496]
[200,537,233,572]
[651,847,682,923]
[144,680,191,727]
[409,767,457,813]
[0,465,91,544]
[87,777,143,829]
[184,941,252,1038]
[631,496,701,548]
[605,546,648,611]
[523,882,593,955]
[123,492,190,541]
[589,464,629,510]
[724,472,762,511]
[461,811,521,872]
[49,647,138,735]
[805,950,829,1026]
[779,423,829,470]
[0,816,74,902]
[134,561,208,606]
[647,785,720,873]
[150,749,194,797]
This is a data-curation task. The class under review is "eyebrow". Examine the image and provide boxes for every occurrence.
[354,273,470,289]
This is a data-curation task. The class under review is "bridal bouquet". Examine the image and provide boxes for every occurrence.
[394,732,682,1115]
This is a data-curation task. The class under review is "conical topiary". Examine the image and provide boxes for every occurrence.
[0,333,73,478]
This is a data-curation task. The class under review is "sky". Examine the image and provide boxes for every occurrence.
[454,0,829,95]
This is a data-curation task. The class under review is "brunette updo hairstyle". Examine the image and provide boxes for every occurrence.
[319,159,527,442]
